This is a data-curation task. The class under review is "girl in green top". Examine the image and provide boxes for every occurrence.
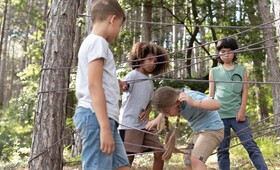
[209,37,267,170]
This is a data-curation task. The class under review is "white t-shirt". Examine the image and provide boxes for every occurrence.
[119,70,154,129]
[75,34,120,122]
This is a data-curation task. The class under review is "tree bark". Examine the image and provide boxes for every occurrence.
[258,0,280,135]
[141,0,152,42]
[86,0,92,34]
[22,0,34,69]
[273,0,280,45]
[244,0,269,120]
[29,0,79,169]
[273,0,280,134]
[0,0,10,110]
[73,0,85,67]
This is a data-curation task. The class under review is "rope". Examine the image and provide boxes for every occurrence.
[126,19,266,29]
[27,17,280,163]
[117,44,275,69]
[78,14,274,29]
[27,114,280,162]
[212,125,280,155]
[119,123,165,138]
[123,142,165,152]
[28,129,76,164]
[222,112,280,141]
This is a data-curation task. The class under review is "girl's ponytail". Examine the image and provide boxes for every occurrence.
[162,115,182,160]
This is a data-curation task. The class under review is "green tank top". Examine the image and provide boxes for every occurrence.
[212,64,245,119]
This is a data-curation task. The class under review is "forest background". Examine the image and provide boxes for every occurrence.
[1,0,280,169]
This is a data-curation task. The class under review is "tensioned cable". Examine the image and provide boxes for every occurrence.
[222,112,280,141]
[26,18,280,165]
[116,33,279,67]
[211,125,280,155]
[122,49,279,86]
[79,14,280,59]
[39,43,271,72]
[36,45,274,94]
[227,124,280,140]
[147,77,280,85]
[126,19,271,29]
[29,17,280,162]
[38,43,273,73]
[78,14,271,29]
[117,44,275,69]
[119,123,165,138]
[126,150,165,157]
[37,42,275,84]
[36,43,278,94]
[123,142,165,152]
[122,117,280,157]
[36,50,279,95]
[28,129,76,164]
[27,111,280,161]
[125,122,280,157]
[37,26,280,72]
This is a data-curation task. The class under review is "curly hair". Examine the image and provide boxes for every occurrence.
[216,37,239,64]
[129,42,169,75]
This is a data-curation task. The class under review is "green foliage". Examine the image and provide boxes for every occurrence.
[0,64,40,162]
[112,27,136,62]
[229,136,280,169]
[63,145,81,166]
[247,84,273,117]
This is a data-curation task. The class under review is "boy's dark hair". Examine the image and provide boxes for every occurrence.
[129,42,169,75]
[91,0,125,23]
[216,37,238,64]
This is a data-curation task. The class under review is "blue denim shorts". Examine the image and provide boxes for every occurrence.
[74,107,130,170]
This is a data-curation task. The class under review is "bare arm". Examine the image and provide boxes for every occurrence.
[209,69,215,98]
[146,113,163,131]
[179,92,221,110]
[88,58,114,154]
[139,101,152,121]
[236,69,248,121]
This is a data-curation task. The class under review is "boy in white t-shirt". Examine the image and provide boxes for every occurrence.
[73,0,130,169]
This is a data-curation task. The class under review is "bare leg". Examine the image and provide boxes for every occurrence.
[190,156,206,170]
[152,152,164,170]
[186,164,192,170]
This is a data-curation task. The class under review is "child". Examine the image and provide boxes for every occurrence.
[119,42,169,170]
[209,37,268,170]
[148,86,224,170]
[73,0,130,169]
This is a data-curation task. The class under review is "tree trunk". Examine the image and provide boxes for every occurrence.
[22,0,34,69]
[186,0,200,78]
[0,0,11,110]
[172,0,179,78]
[141,0,152,42]
[29,0,79,169]
[244,0,269,120]
[73,0,85,67]
[86,0,92,34]
[9,44,15,103]
[258,0,280,135]
[133,7,141,44]
[273,0,280,134]
[253,60,269,120]
[273,0,280,62]
[206,0,218,68]
[273,0,280,49]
